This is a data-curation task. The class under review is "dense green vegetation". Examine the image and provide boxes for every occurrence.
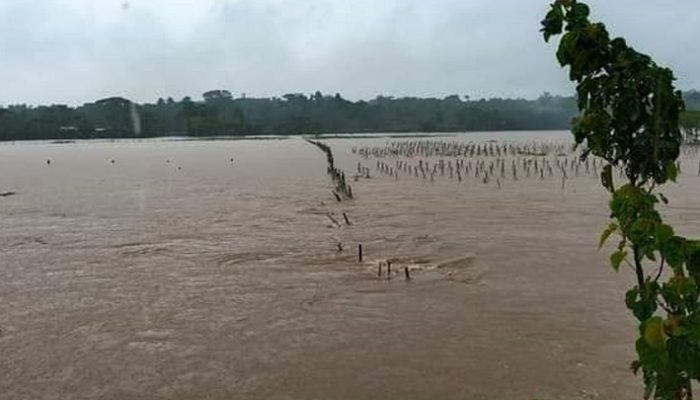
[543,1,700,399]
[0,91,576,140]
[1,88,697,141]
[682,110,700,129]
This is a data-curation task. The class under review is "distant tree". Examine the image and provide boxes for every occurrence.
[81,97,133,137]
[444,94,462,103]
[684,90,700,110]
[202,90,233,103]
[282,93,307,103]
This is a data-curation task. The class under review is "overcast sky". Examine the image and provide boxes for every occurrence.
[0,0,698,105]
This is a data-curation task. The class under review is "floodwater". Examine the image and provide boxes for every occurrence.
[1,132,699,400]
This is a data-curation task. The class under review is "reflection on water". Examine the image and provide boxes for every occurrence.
[1,132,699,399]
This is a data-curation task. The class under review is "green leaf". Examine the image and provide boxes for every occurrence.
[686,242,700,279]
[643,317,666,349]
[629,218,652,244]
[665,161,678,182]
[636,334,668,371]
[541,5,564,42]
[644,248,657,262]
[599,222,618,249]
[571,2,590,19]
[655,224,674,247]
[556,32,575,65]
[626,287,639,309]
[662,236,686,270]
[662,314,685,337]
[688,314,700,343]
[660,276,697,318]
[631,295,657,322]
[610,250,627,272]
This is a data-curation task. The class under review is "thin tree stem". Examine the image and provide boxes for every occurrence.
[633,245,646,294]
[654,257,666,282]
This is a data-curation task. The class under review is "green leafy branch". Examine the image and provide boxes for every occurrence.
[542,1,700,399]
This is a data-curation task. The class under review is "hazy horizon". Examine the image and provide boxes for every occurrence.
[1,0,698,106]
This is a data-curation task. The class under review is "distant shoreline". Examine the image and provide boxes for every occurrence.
[0,129,575,145]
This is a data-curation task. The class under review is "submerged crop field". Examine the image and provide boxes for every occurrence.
[1,132,699,399]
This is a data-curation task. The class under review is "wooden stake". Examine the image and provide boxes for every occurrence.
[326,213,341,227]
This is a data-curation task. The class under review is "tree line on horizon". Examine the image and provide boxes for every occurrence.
[0,89,698,141]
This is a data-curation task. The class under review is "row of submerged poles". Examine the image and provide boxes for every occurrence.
[305,139,354,250]
[306,139,411,281]
[306,139,353,200]
[352,139,694,188]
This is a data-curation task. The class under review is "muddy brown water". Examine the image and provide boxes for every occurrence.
[1,132,699,400]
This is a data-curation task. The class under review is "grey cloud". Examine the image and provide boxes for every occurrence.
[0,0,697,105]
